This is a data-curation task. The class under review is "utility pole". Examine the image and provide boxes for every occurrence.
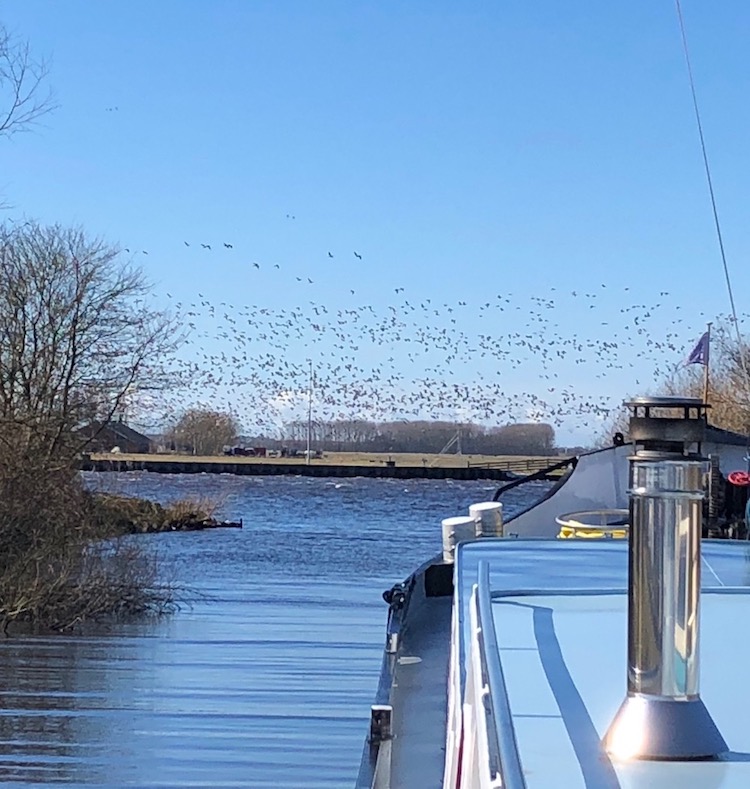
[306,360,313,465]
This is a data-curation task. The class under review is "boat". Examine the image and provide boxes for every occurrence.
[498,406,750,540]
[356,396,750,787]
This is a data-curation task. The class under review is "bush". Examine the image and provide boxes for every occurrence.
[0,457,178,633]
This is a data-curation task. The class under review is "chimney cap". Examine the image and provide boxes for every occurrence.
[624,395,706,409]
[626,396,707,446]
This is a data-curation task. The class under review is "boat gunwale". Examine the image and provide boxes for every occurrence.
[355,553,445,788]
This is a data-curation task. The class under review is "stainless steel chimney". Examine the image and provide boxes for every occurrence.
[603,396,727,760]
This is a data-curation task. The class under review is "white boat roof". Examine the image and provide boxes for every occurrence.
[455,540,750,788]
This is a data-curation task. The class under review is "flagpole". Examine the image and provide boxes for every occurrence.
[703,322,712,405]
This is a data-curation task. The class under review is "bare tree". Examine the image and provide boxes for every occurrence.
[168,408,240,456]
[597,320,750,446]
[0,221,180,464]
[0,221,182,631]
[0,24,55,139]
[662,322,750,434]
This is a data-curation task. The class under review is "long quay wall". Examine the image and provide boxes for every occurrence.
[80,457,520,481]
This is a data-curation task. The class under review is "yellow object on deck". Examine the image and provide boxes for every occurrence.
[555,509,629,540]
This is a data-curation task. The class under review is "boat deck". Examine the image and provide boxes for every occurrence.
[455,540,750,788]
[389,594,451,789]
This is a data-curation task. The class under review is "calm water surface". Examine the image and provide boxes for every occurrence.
[0,473,548,788]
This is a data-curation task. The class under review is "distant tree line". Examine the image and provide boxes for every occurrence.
[160,411,556,456]
[274,419,556,455]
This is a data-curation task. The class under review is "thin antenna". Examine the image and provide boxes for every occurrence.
[675,1,750,410]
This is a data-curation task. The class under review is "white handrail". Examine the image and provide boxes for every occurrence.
[455,562,526,789]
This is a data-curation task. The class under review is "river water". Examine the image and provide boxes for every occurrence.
[0,473,549,788]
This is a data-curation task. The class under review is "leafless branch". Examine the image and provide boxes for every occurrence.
[0,220,181,462]
[0,25,56,138]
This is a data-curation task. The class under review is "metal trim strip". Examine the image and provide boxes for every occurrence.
[475,560,527,789]
[489,586,750,600]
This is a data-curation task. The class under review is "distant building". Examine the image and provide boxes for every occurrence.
[78,421,153,454]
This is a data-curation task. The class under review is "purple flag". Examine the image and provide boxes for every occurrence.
[686,331,709,366]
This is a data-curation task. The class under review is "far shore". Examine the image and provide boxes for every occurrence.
[89,450,567,470]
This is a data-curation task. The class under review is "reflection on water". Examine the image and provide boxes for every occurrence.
[0,474,548,787]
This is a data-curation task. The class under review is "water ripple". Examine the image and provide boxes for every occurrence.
[0,473,548,787]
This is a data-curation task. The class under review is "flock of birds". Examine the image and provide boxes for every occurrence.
[122,234,734,443]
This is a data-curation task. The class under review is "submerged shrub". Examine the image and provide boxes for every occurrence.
[0,457,179,633]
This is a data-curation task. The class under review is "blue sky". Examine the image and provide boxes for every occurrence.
[2,1,749,445]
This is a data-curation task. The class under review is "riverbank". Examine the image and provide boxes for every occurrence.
[82,451,569,481]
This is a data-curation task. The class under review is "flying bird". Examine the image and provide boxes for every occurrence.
[354,251,362,259]
[224,243,233,249]
[328,252,333,258]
